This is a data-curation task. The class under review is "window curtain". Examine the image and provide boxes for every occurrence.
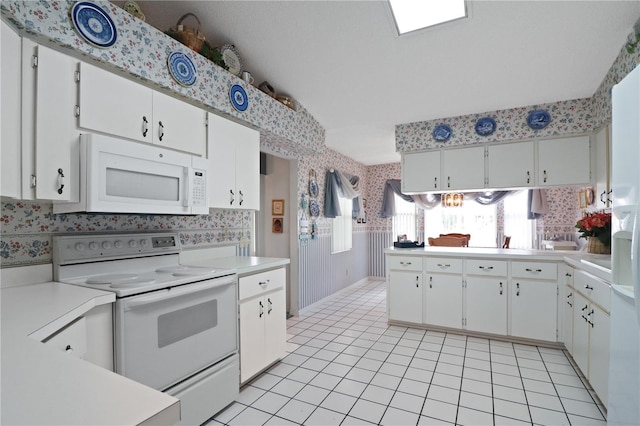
[528,189,549,219]
[465,191,512,205]
[380,179,441,218]
[323,169,362,218]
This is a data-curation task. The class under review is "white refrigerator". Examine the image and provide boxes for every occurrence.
[609,64,640,426]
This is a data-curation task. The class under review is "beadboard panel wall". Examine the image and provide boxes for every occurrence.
[298,233,367,310]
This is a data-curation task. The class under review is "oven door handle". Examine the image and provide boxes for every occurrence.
[122,277,235,311]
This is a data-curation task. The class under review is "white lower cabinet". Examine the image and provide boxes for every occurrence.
[424,273,462,329]
[388,271,423,324]
[239,268,286,383]
[561,265,575,353]
[466,276,507,335]
[571,270,611,407]
[510,279,558,341]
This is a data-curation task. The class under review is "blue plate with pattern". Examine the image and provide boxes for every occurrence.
[229,84,248,111]
[310,199,320,217]
[167,51,197,87]
[475,117,496,136]
[527,109,551,130]
[432,124,452,142]
[71,1,117,48]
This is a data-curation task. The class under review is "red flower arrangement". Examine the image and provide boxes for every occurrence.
[576,211,612,245]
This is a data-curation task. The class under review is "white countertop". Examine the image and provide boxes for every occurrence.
[182,255,290,276]
[1,282,180,425]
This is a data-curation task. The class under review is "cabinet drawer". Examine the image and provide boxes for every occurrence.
[512,262,558,280]
[466,259,507,276]
[575,270,611,313]
[43,316,87,360]
[239,268,286,301]
[387,256,422,272]
[425,257,463,274]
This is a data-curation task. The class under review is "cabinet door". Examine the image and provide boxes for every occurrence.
[34,46,79,201]
[207,113,237,209]
[79,62,152,143]
[388,271,423,324]
[1,21,22,198]
[486,142,534,189]
[466,277,507,335]
[589,305,610,407]
[443,146,485,191]
[152,91,205,156]
[239,298,266,383]
[264,288,287,366]
[233,124,260,210]
[402,151,441,193]
[594,126,611,209]
[563,286,574,354]
[424,274,462,328]
[572,292,590,375]
[510,279,557,341]
[537,136,591,186]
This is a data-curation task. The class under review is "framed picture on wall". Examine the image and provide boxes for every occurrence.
[272,199,284,215]
[272,217,283,233]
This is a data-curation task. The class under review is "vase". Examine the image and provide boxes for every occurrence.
[588,237,611,254]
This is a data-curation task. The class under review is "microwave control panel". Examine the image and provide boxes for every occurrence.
[192,169,206,207]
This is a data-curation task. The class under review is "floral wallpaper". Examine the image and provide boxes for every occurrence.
[0,200,252,266]
[0,1,324,157]
[365,163,401,233]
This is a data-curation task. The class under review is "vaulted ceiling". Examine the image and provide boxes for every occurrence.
[135,1,640,165]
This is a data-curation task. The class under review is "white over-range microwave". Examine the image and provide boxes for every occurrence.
[53,133,208,215]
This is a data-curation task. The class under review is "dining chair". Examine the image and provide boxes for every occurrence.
[428,236,469,247]
[439,233,471,247]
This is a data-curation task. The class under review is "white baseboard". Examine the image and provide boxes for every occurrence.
[298,277,379,317]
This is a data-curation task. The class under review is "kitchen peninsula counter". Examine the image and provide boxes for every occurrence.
[1,282,180,426]
[182,255,290,276]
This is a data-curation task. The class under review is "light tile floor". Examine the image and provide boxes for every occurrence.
[208,279,606,426]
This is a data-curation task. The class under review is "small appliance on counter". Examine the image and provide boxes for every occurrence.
[393,240,425,248]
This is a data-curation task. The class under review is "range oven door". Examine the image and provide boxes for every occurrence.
[115,275,237,391]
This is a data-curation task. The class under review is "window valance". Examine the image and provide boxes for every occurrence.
[323,169,362,218]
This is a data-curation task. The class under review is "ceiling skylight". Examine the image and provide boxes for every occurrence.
[388,0,467,35]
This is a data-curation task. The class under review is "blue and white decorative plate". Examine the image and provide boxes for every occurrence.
[475,117,496,136]
[229,84,248,111]
[310,199,320,217]
[71,2,117,48]
[527,109,551,130]
[167,51,197,87]
[433,124,452,142]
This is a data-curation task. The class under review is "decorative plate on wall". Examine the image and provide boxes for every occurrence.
[309,199,320,217]
[432,124,452,142]
[167,51,197,87]
[475,117,496,136]
[220,44,243,77]
[527,109,551,130]
[309,170,319,198]
[229,84,248,111]
[71,2,117,48]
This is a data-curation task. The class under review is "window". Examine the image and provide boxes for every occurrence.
[503,190,534,249]
[424,199,497,247]
[388,0,467,35]
[331,196,353,253]
[392,194,417,241]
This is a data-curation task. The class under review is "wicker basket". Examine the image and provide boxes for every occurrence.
[167,13,205,52]
[588,237,611,254]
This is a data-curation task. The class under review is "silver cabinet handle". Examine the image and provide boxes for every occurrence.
[267,298,273,314]
[525,268,542,273]
[479,266,494,270]
[499,282,503,295]
[399,261,412,265]
[229,189,235,206]
[142,116,149,137]
[415,275,419,288]
[526,171,530,184]
[239,190,244,206]
[516,282,520,296]
[57,168,65,195]
[65,345,73,354]
[543,170,548,183]
[585,284,594,290]
[158,121,164,141]
[437,263,451,269]
[447,176,451,188]
[429,276,433,289]
[434,177,438,189]
[258,280,270,286]
[565,272,572,277]
[259,300,264,318]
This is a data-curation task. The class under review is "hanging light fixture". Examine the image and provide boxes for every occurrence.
[442,193,464,208]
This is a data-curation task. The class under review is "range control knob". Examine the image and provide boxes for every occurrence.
[114,240,124,249]
[139,239,149,247]
[101,241,112,250]
[128,240,137,248]
[74,243,85,251]
[89,242,99,250]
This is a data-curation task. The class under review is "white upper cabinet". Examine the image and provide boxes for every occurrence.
[486,141,535,189]
[20,42,79,202]
[442,146,485,191]
[151,90,206,156]
[206,112,260,210]
[1,20,22,199]
[594,125,611,208]
[78,62,152,143]
[401,151,440,193]
[78,62,205,156]
[537,135,591,186]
